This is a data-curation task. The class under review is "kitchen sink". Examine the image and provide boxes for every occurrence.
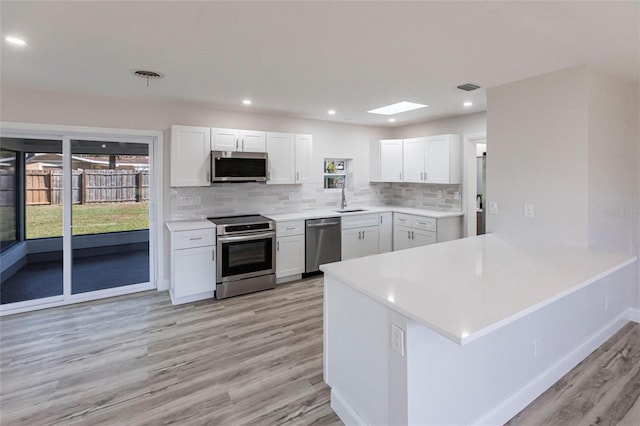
[335,208,368,213]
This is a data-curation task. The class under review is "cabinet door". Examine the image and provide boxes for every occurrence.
[341,228,363,261]
[393,225,413,251]
[173,246,215,298]
[380,140,404,182]
[412,228,436,247]
[295,134,313,184]
[403,137,426,182]
[240,130,266,152]
[170,125,211,187]
[378,212,393,253]
[425,135,451,184]
[266,132,295,185]
[211,128,239,151]
[360,227,379,257]
[276,235,305,278]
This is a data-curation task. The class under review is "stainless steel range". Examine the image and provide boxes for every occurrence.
[208,214,276,299]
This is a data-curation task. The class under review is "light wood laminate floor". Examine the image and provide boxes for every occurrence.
[1,276,639,425]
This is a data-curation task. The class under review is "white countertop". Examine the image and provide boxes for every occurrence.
[264,206,463,222]
[320,234,636,345]
[165,220,215,232]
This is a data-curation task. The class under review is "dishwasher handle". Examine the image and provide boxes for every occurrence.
[307,221,341,228]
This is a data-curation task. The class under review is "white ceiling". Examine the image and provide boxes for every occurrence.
[1,1,638,127]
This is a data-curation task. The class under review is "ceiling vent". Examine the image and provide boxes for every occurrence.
[132,70,164,86]
[456,83,481,92]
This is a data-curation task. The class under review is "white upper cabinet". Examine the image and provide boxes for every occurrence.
[170,125,211,187]
[402,137,427,183]
[399,134,462,184]
[379,140,404,182]
[425,134,461,184]
[266,132,295,184]
[294,134,313,184]
[211,128,239,151]
[211,128,266,152]
[239,130,266,152]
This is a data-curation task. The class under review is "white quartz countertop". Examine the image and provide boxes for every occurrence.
[320,234,636,345]
[264,206,463,222]
[165,220,215,232]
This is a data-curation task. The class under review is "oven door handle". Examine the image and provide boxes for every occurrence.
[217,232,275,243]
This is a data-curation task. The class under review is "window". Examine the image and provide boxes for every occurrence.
[0,149,17,251]
[324,158,349,189]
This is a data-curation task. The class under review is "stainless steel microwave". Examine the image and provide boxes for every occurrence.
[211,151,269,182]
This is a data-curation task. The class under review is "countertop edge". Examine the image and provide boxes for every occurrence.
[321,252,637,346]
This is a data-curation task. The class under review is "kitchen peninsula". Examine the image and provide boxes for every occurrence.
[321,234,637,425]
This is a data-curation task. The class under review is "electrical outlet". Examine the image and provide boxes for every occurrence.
[489,201,498,215]
[534,336,542,357]
[437,190,443,199]
[193,196,201,205]
[391,324,404,356]
[524,203,535,219]
[179,196,193,206]
[454,191,460,200]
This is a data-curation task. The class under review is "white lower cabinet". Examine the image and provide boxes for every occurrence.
[341,214,380,260]
[378,212,393,253]
[393,213,437,250]
[276,220,305,281]
[167,222,216,305]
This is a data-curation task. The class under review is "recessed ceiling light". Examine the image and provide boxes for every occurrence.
[389,118,396,122]
[463,101,473,107]
[242,99,252,105]
[368,101,428,116]
[328,109,336,115]
[5,36,27,46]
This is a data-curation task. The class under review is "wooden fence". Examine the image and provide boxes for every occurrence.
[25,170,149,205]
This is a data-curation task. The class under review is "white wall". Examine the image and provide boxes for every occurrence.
[486,66,591,247]
[586,70,640,254]
[391,111,486,139]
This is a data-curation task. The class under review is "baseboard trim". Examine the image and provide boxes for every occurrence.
[158,279,170,291]
[628,307,640,323]
[169,289,214,305]
[473,309,630,426]
[331,389,366,426]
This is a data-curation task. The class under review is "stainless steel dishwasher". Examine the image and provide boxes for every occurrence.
[305,217,341,273]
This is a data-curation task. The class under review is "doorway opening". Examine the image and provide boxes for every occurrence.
[463,133,487,237]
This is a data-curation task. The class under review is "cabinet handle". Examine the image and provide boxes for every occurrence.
[412,231,415,239]
[206,171,210,182]
[424,172,428,181]
[380,216,383,224]
[420,172,424,180]
[399,172,402,180]
[407,231,411,239]
[236,138,239,151]
[189,237,203,241]
[286,227,296,231]
[242,138,244,151]
[296,171,299,181]
[362,231,365,239]
[277,241,280,251]
[212,248,216,261]
[417,221,426,225]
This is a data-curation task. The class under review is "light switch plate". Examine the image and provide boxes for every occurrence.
[391,324,404,356]
[524,203,535,219]
[489,201,498,215]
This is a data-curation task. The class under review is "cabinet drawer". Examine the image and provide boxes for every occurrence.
[412,216,436,231]
[173,229,216,250]
[341,213,379,230]
[276,220,305,237]
[394,213,412,227]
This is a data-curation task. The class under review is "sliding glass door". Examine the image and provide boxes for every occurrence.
[0,132,157,313]
[70,140,150,295]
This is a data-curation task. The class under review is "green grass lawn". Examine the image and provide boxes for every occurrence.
[26,202,149,239]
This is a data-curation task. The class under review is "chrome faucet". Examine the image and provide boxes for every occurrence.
[341,180,347,209]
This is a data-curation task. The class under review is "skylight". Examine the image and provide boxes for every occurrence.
[367,101,428,116]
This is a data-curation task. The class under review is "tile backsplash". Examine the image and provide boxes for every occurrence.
[169,181,461,220]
